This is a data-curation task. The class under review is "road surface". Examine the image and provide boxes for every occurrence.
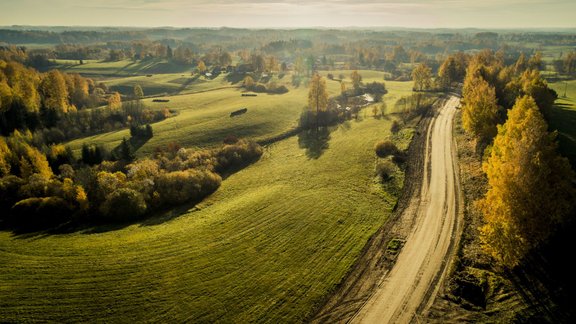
[351,96,461,323]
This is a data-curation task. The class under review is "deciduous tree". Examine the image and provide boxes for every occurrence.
[411,63,432,92]
[478,96,575,267]
[351,70,362,91]
[108,92,122,111]
[462,73,499,141]
[308,73,328,129]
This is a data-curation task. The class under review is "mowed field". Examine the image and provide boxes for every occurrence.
[55,58,193,76]
[549,79,576,164]
[0,70,414,322]
[66,71,412,157]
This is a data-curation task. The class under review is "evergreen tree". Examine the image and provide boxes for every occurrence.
[119,138,135,161]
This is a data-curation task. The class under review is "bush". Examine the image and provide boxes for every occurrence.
[376,161,396,181]
[268,85,289,94]
[392,153,408,165]
[11,196,72,229]
[155,169,221,206]
[223,135,239,145]
[253,84,267,93]
[374,140,399,158]
[100,188,147,221]
[0,175,25,213]
[390,120,401,134]
[216,140,263,171]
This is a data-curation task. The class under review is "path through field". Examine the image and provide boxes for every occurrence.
[351,96,461,323]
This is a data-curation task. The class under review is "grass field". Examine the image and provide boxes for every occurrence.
[66,74,413,157]
[548,80,576,164]
[0,101,410,322]
[66,86,308,156]
[54,58,194,76]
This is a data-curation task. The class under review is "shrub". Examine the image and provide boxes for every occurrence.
[392,153,408,165]
[216,140,263,171]
[11,196,72,229]
[223,135,239,145]
[0,175,25,213]
[268,85,289,94]
[253,83,267,93]
[376,161,396,181]
[390,120,401,134]
[374,140,399,158]
[155,169,221,206]
[100,188,147,221]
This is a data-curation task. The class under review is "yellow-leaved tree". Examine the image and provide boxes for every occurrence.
[308,73,328,130]
[411,63,432,91]
[40,69,69,113]
[107,92,122,111]
[462,72,500,142]
[478,96,575,267]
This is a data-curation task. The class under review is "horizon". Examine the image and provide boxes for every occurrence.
[1,0,575,30]
[3,25,576,32]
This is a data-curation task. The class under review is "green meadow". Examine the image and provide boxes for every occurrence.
[66,71,412,157]
[0,68,415,322]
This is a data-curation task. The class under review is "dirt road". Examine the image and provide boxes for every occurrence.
[348,96,461,323]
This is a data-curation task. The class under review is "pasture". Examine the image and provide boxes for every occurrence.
[66,72,411,157]
[0,94,412,323]
[54,58,193,76]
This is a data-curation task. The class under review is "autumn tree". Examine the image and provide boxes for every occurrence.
[437,54,468,90]
[133,84,144,100]
[518,69,557,112]
[514,53,528,74]
[351,70,362,92]
[308,73,328,130]
[243,75,255,90]
[411,63,433,92]
[251,54,266,73]
[40,69,69,113]
[462,73,500,142]
[0,137,11,177]
[528,52,543,71]
[197,60,207,74]
[219,51,232,67]
[108,92,122,110]
[267,56,278,72]
[478,96,575,267]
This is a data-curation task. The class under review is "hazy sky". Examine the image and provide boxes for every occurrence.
[1,0,575,29]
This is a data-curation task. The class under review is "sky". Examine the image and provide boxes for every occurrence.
[1,0,575,29]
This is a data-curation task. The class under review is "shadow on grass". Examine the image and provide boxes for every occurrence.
[2,198,203,238]
[109,135,151,157]
[176,74,200,94]
[298,127,332,159]
[548,104,576,167]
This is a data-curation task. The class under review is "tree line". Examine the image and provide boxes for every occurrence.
[458,50,575,267]
[0,130,263,231]
[1,54,172,147]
